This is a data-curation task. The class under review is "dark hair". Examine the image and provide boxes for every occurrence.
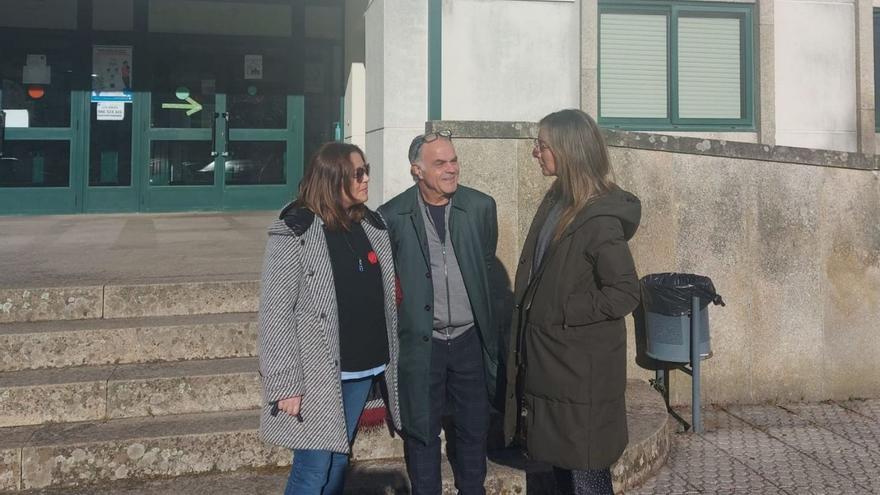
[538,109,616,240]
[293,142,366,231]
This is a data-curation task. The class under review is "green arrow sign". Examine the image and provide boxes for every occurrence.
[161,97,203,116]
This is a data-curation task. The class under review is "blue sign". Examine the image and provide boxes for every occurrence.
[91,90,133,103]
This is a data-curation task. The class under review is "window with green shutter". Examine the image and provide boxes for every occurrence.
[598,1,755,131]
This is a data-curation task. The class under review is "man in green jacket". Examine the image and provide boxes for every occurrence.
[379,130,499,495]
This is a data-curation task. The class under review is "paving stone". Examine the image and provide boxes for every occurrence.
[726,404,880,493]
[626,465,700,495]
[664,433,784,493]
[839,398,880,422]
[784,402,880,454]
[698,408,870,494]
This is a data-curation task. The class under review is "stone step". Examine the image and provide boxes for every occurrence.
[0,313,258,372]
[0,381,668,493]
[0,278,258,324]
[0,409,403,492]
[0,455,548,495]
[0,357,262,427]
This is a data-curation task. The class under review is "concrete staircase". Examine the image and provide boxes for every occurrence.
[0,279,403,492]
[0,279,671,493]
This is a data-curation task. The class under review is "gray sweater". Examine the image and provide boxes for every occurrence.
[418,194,475,340]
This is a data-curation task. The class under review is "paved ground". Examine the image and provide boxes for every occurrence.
[632,401,880,494]
[0,212,275,287]
[10,400,879,494]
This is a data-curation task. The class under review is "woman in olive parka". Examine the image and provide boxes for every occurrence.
[504,109,641,495]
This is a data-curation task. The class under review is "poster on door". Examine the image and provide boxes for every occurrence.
[91,45,133,103]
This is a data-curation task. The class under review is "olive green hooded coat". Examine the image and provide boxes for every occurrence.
[504,187,641,470]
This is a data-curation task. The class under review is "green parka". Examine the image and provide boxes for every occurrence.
[503,187,641,470]
[379,185,499,444]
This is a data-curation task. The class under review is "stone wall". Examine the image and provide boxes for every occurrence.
[429,121,880,406]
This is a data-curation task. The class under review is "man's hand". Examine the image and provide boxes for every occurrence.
[278,395,303,416]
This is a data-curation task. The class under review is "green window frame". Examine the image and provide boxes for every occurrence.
[598,1,756,131]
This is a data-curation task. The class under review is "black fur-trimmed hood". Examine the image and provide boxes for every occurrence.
[271,203,386,236]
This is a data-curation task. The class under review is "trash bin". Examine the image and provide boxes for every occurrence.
[641,273,725,363]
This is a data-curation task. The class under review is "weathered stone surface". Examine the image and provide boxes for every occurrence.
[1,380,668,492]
[0,378,107,428]
[0,287,102,324]
[611,381,673,493]
[106,358,261,419]
[516,139,554,259]
[0,447,21,491]
[456,137,519,277]
[0,313,257,373]
[431,123,880,405]
[430,120,880,171]
[102,280,259,319]
[819,166,880,400]
[17,410,288,490]
[351,425,403,461]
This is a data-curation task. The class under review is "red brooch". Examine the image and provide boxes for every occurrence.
[367,251,379,265]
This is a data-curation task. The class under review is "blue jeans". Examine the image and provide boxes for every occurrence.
[284,375,374,495]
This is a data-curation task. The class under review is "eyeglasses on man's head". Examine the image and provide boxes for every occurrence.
[408,129,453,163]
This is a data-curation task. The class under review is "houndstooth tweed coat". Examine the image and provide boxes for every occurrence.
[257,205,401,454]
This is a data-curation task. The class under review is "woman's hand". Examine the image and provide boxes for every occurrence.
[278,395,303,416]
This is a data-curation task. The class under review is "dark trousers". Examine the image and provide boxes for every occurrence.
[404,328,490,495]
[552,467,614,495]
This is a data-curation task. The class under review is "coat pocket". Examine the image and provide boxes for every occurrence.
[522,323,591,403]
[524,393,591,469]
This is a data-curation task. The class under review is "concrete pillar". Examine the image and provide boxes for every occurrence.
[364,0,428,208]
[855,0,876,155]
[580,0,599,118]
[344,63,366,150]
[758,0,776,145]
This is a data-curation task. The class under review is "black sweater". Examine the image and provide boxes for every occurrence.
[323,222,389,372]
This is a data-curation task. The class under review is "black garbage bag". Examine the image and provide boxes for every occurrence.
[641,273,725,317]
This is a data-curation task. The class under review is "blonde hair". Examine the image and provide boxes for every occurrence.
[539,109,616,240]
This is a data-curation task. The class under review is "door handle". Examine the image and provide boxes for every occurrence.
[221,112,230,157]
[210,112,219,157]
[0,110,6,158]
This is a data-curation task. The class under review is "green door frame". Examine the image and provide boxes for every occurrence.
[0,31,88,215]
[1,2,306,216]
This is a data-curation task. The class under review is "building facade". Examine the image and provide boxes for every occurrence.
[1,0,876,214]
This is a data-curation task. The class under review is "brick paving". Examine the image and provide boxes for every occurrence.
[630,400,880,494]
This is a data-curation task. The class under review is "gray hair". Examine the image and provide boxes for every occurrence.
[407,130,453,165]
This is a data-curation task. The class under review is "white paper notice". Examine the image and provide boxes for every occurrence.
[244,55,263,80]
[4,110,30,128]
[96,101,125,121]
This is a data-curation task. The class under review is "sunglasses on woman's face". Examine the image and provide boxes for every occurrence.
[354,163,371,183]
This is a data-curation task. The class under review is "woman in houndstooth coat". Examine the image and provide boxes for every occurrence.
[257,142,401,495]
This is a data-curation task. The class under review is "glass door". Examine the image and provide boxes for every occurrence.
[142,42,224,211]
[140,38,302,212]
[222,43,302,210]
[0,35,86,214]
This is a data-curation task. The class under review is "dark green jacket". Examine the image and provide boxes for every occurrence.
[379,185,499,444]
[504,187,641,470]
